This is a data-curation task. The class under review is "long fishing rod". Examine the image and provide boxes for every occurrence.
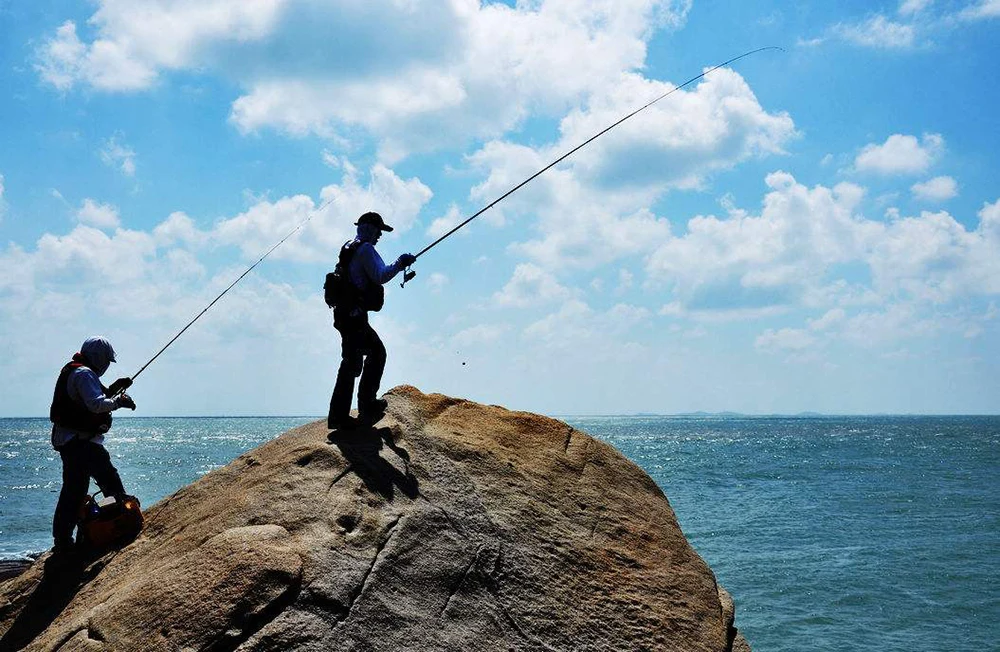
[126,196,337,385]
[400,46,782,287]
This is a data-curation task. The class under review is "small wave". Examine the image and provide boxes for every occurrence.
[1,550,44,563]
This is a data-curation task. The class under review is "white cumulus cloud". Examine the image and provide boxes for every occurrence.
[426,205,465,239]
[212,163,432,263]
[959,0,1000,20]
[834,15,916,49]
[980,198,1000,237]
[427,272,450,294]
[35,1,284,91]
[553,67,796,190]
[35,21,91,91]
[493,263,574,308]
[451,323,508,347]
[153,211,206,248]
[463,67,794,270]
[523,299,649,346]
[0,169,440,413]
[865,204,1000,303]
[76,198,121,228]
[808,308,847,331]
[911,176,958,202]
[466,141,674,269]
[647,172,1000,319]
[647,172,877,312]
[35,0,694,161]
[899,0,933,16]
[855,133,943,175]
[228,0,693,159]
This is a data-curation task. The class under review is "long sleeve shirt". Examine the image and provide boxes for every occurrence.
[51,368,120,447]
[348,241,405,291]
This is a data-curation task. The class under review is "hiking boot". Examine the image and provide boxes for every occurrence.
[358,401,387,425]
[328,415,359,431]
[359,398,388,417]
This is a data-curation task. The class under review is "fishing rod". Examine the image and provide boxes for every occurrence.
[400,46,782,288]
[125,196,337,386]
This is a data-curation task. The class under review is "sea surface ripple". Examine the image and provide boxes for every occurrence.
[2,415,997,652]
[563,415,1000,652]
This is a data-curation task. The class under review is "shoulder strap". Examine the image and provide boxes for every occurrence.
[339,240,360,267]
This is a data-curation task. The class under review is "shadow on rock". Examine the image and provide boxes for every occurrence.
[0,550,110,650]
[327,426,418,500]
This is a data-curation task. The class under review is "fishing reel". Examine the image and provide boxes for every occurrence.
[401,267,417,288]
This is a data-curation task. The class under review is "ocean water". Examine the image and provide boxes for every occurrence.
[0,417,313,560]
[563,415,1000,652]
[1,415,998,652]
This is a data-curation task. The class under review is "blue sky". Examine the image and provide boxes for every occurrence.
[1,0,998,416]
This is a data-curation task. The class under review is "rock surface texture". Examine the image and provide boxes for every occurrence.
[0,386,750,651]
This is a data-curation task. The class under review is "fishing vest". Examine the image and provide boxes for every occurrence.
[49,356,113,437]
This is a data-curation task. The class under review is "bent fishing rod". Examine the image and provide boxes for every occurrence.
[123,196,337,388]
[400,45,782,288]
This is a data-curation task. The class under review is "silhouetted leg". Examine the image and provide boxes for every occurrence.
[88,442,125,497]
[329,320,364,425]
[52,440,90,546]
[358,324,386,408]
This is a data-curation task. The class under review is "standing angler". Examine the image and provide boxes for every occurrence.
[49,336,136,554]
[328,212,415,430]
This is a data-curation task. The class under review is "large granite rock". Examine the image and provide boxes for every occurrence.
[0,386,750,651]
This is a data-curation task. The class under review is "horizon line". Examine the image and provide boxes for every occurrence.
[2,412,999,419]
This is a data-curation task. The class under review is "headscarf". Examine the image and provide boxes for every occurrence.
[80,336,116,377]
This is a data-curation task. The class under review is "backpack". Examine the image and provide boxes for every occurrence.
[324,240,357,310]
[324,241,385,312]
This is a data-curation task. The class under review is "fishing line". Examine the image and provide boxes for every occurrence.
[126,47,781,379]
[128,196,337,384]
[403,46,783,284]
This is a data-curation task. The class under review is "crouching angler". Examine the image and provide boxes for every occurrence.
[327,211,415,430]
[49,336,136,554]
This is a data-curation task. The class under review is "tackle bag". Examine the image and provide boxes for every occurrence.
[78,491,143,549]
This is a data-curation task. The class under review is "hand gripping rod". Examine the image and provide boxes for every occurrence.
[127,196,337,385]
[400,46,782,286]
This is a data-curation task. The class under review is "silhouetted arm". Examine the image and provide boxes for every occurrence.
[71,370,121,413]
[356,243,405,285]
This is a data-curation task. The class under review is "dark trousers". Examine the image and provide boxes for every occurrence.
[52,438,125,544]
[329,311,387,422]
